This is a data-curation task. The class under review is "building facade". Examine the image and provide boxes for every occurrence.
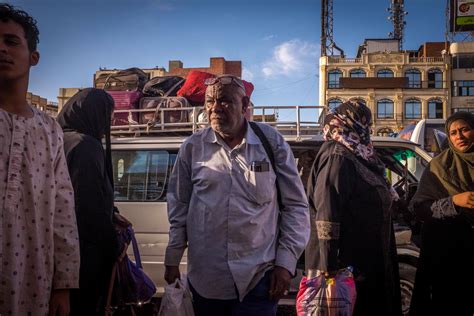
[27,92,58,117]
[320,40,450,135]
[450,42,474,113]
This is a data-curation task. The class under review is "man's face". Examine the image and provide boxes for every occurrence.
[0,19,39,82]
[204,84,248,137]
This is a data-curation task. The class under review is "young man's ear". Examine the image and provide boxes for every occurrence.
[30,51,40,66]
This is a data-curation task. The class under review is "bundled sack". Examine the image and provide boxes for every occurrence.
[176,70,254,104]
[158,276,194,316]
[104,67,149,92]
[105,212,157,315]
[142,76,185,97]
[296,267,356,316]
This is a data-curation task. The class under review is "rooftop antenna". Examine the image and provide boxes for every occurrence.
[321,0,345,57]
[387,0,408,50]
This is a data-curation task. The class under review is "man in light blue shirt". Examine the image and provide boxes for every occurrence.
[164,75,309,315]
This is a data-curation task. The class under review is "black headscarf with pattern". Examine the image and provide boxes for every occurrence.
[323,100,386,176]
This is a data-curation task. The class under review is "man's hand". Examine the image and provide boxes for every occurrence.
[453,191,474,209]
[269,266,292,301]
[164,265,181,284]
[48,289,70,316]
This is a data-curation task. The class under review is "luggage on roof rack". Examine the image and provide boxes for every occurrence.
[142,76,184,97]
[103,68,149,92]
[139,97,190,126]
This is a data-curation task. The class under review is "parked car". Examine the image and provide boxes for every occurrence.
[110,106,432,316]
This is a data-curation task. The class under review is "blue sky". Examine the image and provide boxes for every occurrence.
[8,0,446,107]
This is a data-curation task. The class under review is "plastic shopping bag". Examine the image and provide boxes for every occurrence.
[296,267,356,316]
[158,276,195,316]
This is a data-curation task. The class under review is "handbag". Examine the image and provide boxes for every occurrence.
[296,267,357,316]
[104,212,157,315]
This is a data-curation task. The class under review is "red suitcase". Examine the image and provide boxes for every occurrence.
[107,91,142,126]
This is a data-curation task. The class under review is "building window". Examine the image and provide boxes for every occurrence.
[453,54,474,69]
[377,69,394,78]
[405,99,422,119]
[377,99,394,119]
[349,69,366,78]
[328,98,343,110]
[328,70,342,88]
[405,69,421,88]
[428,100,443,119]
[453,108,474,114]
[453,80,474,96]
[427,69,443,88]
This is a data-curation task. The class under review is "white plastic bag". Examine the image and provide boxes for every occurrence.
[158,276,195,316]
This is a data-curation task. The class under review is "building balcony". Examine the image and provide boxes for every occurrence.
[408,57,445,63]
[329,78,447,90]
[327,57,363,64]
[325,56,445,65]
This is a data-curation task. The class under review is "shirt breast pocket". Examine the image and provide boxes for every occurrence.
[246,169,276,205]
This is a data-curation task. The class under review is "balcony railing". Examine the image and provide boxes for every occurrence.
[409,57,444,63]
[327,57,363,64]
[328,79,447,89]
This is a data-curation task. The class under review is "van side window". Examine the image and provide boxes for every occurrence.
[112,150,177,201]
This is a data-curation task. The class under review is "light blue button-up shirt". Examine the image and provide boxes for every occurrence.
[165,122,309,300]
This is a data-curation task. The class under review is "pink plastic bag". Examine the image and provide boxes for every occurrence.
[296,267,356,316]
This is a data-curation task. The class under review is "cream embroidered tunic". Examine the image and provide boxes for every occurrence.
[0,108,80,316]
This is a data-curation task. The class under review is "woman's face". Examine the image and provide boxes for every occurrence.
[449,119,474,152]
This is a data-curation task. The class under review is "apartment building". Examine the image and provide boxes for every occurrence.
[450,42,474,113]
[319,39,449,135]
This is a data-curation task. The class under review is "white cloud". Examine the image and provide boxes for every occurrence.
[242,68,255,81]
[262,39,319,78]
[262,35,275,41]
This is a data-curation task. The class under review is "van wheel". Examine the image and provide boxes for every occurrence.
[399,263,416,316]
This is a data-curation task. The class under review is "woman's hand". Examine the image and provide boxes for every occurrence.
[452,192,474,209]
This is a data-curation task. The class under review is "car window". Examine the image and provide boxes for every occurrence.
[112,150,177,201]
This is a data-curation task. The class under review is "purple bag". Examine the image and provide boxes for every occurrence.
[105,214,156,315]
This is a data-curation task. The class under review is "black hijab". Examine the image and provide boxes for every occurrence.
[57,88,115,187]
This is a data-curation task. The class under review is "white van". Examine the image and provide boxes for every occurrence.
[111,106,432,315]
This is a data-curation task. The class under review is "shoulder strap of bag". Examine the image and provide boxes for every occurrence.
[248,121,283,210]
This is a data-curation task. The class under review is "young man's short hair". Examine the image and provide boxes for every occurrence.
[0,3,39,52]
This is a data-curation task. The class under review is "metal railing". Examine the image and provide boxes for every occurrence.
[111,105,326,139]
[327,57,363,64]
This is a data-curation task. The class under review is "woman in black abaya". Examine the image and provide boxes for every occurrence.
[409,111,474,316]
[305,100,402,316]
[57,88,118,315]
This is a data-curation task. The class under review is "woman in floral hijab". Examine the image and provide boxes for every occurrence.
[305,100,402,316]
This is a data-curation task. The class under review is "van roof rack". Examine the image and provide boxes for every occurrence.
[110,105,326,139]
